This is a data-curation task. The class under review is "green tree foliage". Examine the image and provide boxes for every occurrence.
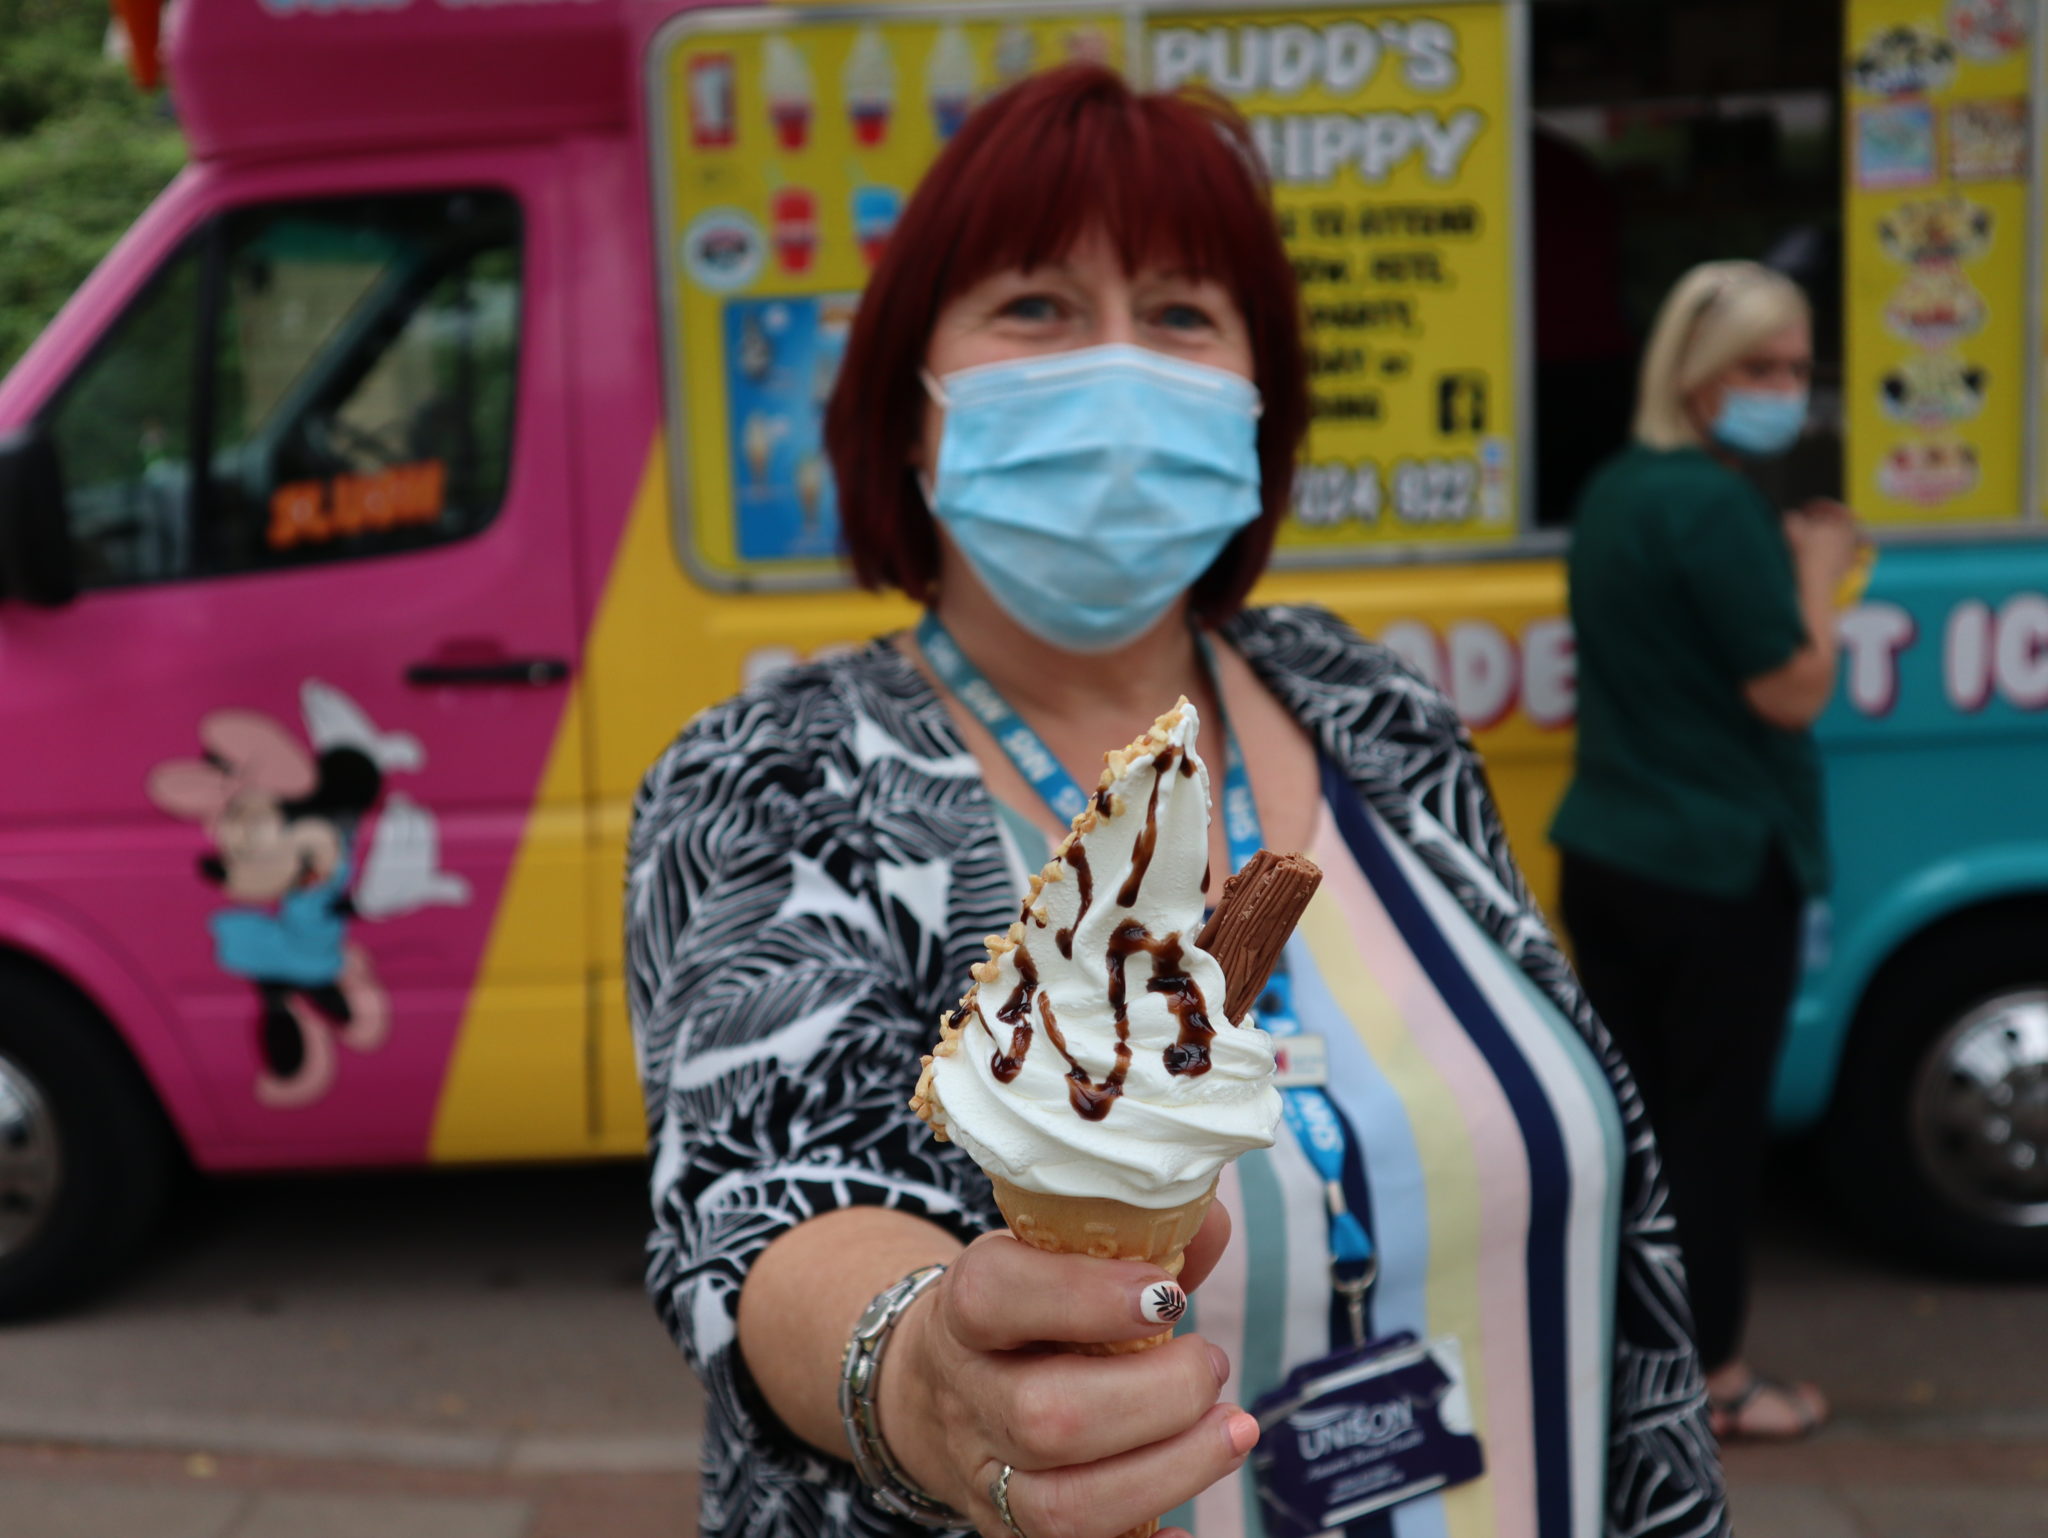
[0,0,186,374]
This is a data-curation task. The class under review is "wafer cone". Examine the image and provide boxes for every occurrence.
[990,1176,1218,1537]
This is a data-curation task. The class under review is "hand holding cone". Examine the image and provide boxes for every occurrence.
[913,701,1319,1538]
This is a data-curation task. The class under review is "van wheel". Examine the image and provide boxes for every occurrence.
[0,960,176,1317]
[1824,911,2048,1274]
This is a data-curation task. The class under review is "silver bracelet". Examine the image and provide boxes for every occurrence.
[839,1262,963,1528]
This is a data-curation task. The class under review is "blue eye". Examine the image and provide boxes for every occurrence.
[999,294,1061,322]
[1158,303,1213,330]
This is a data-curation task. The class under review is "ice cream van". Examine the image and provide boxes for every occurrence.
[1,0,2045,1313]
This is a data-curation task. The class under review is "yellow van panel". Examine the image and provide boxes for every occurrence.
[429,701,596,1161]
[594,978,646,1156]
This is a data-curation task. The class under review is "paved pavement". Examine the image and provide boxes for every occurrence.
[1715,1153,2048,1538]
[0,1156,2040,1537]
[0,1164,699,1538]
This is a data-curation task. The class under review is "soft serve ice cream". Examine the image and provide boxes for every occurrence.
[925,23,979,140]
[762,37,814,151]
[843,25,896,146]
[914,700,1280,1208]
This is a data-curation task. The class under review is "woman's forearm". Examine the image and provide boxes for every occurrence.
[1745,562,1843,729]
[736,1206,965,1458]
[1794,559,1841,676]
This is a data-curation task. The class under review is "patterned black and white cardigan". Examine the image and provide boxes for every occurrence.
[626,604,1728,1538]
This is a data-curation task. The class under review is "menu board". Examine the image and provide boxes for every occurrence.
[652,4,1522,587]
[1844,0,2031,525]
[654,11,1128,584]
[1148,8,1520,552]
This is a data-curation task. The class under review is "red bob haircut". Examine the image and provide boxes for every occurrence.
[823,64,1307,624]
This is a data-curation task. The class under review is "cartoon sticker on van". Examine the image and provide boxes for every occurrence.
[147,681,470,1109]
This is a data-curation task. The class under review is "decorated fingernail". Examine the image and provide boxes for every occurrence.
[1138,1280,1188,1326]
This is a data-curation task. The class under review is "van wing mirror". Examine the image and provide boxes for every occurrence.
[0,426,79,606]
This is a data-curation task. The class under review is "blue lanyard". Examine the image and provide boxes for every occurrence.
[917,613,1378,1341]
[916,615,1094,823]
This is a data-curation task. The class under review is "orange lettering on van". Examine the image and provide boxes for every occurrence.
[267,481,329,550]
[330,473,374,535]
[394,460,447,525]
[267,461,448,550]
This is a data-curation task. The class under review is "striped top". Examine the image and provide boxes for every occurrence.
[991,754,1625,1538]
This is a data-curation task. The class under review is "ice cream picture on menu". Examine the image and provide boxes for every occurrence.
[926,22,978,141]
[844,25,896,147]
[913,701,1317,1537]
[769,186,818,275]
[852,185,900,268]
[762,36,813,151]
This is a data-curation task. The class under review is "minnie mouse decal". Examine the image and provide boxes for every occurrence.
[148,681,471,1108]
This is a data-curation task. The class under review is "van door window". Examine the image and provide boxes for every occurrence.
[42,250,205,587]
[41,190,522,589]
[1529,2,1843,525]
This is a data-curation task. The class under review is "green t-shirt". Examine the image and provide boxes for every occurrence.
[1550,444,1827,898]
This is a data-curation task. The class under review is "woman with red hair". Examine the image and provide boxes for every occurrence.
[628,66,1726,1538]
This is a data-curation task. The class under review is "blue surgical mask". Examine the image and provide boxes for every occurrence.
[1711,387,1809,458]
[923,344,1263,654]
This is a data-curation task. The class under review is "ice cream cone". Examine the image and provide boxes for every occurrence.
[994,1177,1214,1538]
[989,1175,1215,1353]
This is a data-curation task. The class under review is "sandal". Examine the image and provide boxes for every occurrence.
[1709,1374,1828,1443]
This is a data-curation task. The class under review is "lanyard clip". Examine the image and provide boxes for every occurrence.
[1324,1180,1377,1348]
[1332,1258,1378,1349]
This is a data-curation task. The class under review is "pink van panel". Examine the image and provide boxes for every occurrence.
[169,0,635,164]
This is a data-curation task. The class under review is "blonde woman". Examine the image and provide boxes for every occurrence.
[1551,261,1860,1442]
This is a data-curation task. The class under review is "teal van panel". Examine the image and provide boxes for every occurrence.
[1777,540,2048,1128]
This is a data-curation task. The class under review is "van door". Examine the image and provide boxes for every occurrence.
[0,161,591,1166]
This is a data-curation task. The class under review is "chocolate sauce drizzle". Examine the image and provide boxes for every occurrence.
[1149,948,1218,1077]
[1063,1040,1131,1120]
[978,733,1216,1123]
[989,946,1038,1083]
[1112,923,1217,1081]
[1116,747,1176,907]
[1024,918,1211,1120]
[1055,845,1092,959]
[1039,991,1068,1057]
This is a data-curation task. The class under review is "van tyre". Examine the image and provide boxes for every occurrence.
[0,959,176,1318]
[1824,910,2048,1275]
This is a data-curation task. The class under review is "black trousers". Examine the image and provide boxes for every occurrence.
[1559,847,1804,1371]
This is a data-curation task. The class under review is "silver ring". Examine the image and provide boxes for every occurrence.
[989,1462,1026,1538]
